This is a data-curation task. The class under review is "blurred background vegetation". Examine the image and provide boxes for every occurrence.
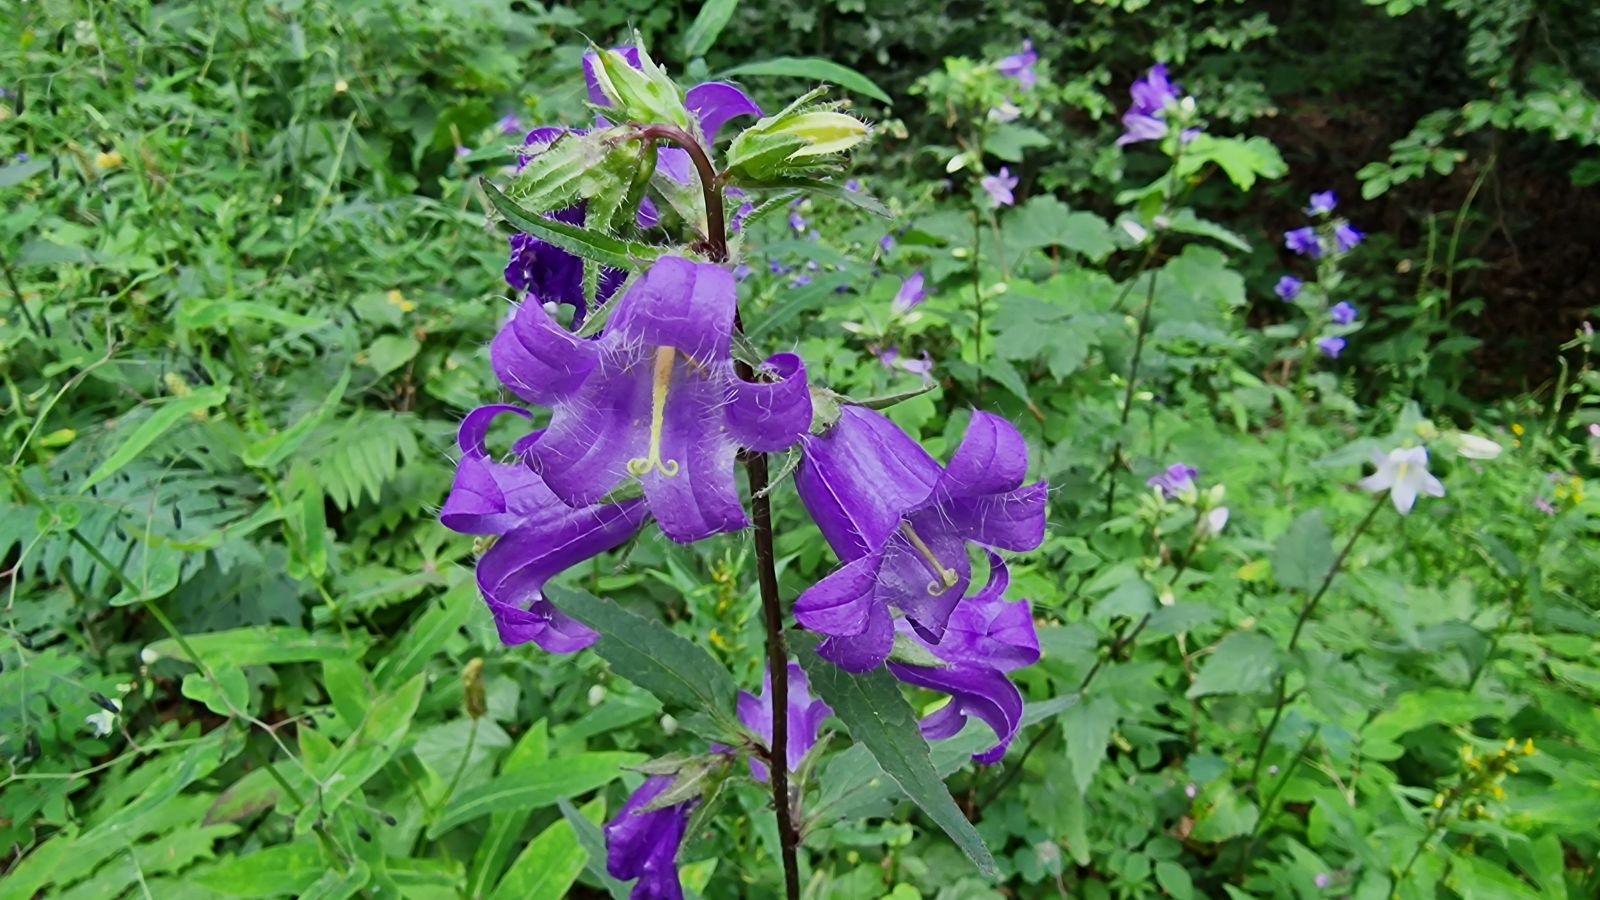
[2,0,1597,898]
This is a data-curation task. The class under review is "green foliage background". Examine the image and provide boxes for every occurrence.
[2,0,1598,898]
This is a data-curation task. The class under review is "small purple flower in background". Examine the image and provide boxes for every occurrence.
[732,264,752,281]
[1317,336,1347,358]
[605,776,694,900]
[1535,497,1556,516]
[455,145,472,158]
[492,256,812,543]
[1314,873,1331,889]
[1307,191,1338,215]
[879,233,897,255]
[888,557,1039,763]
[790,274,812,287]
[769,259,789,275]
[1285,227,1321,257]
[892,272,927,316]
[15,152,28,163]
[1184,783,1198,799]
[1358,446,1446,515]
[981,167,1018,207]
[497,113,523,136]
[1147,463,1198,500]
[737,663,832,781]
[1117,63,1196,146]
[844,178,862,193]
[794,408,1047,672]
[789,210,807,233]
[1330,301,1358,325]
[731,201,754,232]
[996,39,1038,90]
[1200,506,1230,537]
[1335,223,1365,253]
[1275,275,1303,301]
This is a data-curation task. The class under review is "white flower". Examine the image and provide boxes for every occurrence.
[1358,446,1445,514]
[86,698,120,737]
[1199,506,1230,537]
[1449,432,1502,460]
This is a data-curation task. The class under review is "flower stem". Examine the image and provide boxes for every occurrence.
[630,124,727,263]
[743,450,802,900]
[1248,493,1387,788]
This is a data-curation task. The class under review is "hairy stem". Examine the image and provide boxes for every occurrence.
[1248,494,1387,787]
[631,124,727,263]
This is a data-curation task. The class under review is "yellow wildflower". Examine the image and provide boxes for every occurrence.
[94,150,123,171]
[386,289,416,313]
[1522,739,1536,756]
[1510,423,1525,436]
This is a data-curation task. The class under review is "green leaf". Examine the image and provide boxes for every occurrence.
[718,57,892,105]
[193,841,324,897]
[746,271,854,340]
[469,721,552,897]
[0,155,52,188]
[427,751,642,838]
[480,178,662,271]
[374,580,475,687]
[1177,135,1287,191]
[181,667,249,716]
[560,799,632,899]
[293,674,427,834]
[177,298,330,331]
[144,626,363,669]
[364,334,420,378]
[1062,696,1119,796]
[1272,511,1335,592]
[794,633,996,877]
[683,0,739,58]
[1192,784,1260,842]
[489,796,606,900]
[242,367,351,468]
[1187,631,1280,699]
[81,387,229,492]
[543,584,740,736]
[1006,196,1115,261]
[983,124,1051,162]
[1155,860,1196,899]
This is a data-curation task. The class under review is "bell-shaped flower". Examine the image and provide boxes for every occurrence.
[1357,446,1446,515]
[1117,64,1200,147]
[981,167,1018,207]
[505,127,625,323]
[1306,191,1337,215]
[604,775,694,900]
[736,662,832,781]
[794,407,1047,672]
[995,39,1038,90]
[888,557,1040,764]
[493,256,812,543]
[1146,463,1198,501]
[440,405,647,652]
[891,272,927,317]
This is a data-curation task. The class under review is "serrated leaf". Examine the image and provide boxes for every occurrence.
[718,57,891,105]
[543,584,740,736]
[428,751,641,837]
[794,634,996,877]
[1006,196,1115,261]
[1062,696,1119,796]
[81,387,229,492]
[1272,511,1335,592]
[0,155,52,188]
[1187,631,1280,699]
[481,179,662,271]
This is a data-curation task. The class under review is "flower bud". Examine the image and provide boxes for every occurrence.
[769,111,869,158]
[588,46,691,131]
[462,657,487,720]
[1448,432,1502,460]
[659,713,678,735]
[587,684,607,707]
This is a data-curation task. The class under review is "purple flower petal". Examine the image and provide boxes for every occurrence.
[686,82,761,143]
[795,406,942,560]
[605,775,692,900]
[725,353,813,452]
[583,45,642,106]
[888,662,1024,765]
[737,663,832,780]
[490,300,599,405]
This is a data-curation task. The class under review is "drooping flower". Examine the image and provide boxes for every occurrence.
[1307,191,1337,216]
[879,233,897,255]
[996,39,1038,90]
[981,167,1018,207]
[888,556,1040,764]
[497,113,524,136]
[1200,506,1230,537]
[892,272,927,316]
[789,210,807,233]
[1334,223,1365,253]
[440,405,647,652]
[1329,301,1358,325]
[1317,336,1347,358]
[1285,227,1321,257]
[1275,276,1303,301]
[1146,463,1198,500]
[1357,446,1446,514]
[605,775,694,900]
[737,663,832,781]
[505,128,625,323]
[1116,63,1198,147]
[794,408,1047,672]
[1448,432,1502,460]
[493,256,812,543]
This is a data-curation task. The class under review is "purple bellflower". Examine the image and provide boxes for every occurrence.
[1329,301,1358,325]
[737,663,832,781]
[892,272,927,316]
[1147,463,1198,500]
[1318,336,1347,358]
[1307,191,1337,215]
[439,405,647,652]
[996,40,1038,90]
[497,113,524,136]
[605,775,694,900]
[1117,64,1197,146]
[1275,275,1303,301]
[1285,227,1321,258]
[492,256,812,543]
[793,407,1047,672]
[981,167,1018,207]
[888,556,1040,764]
[505,128,625,323]
[1334,223,1365,253]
